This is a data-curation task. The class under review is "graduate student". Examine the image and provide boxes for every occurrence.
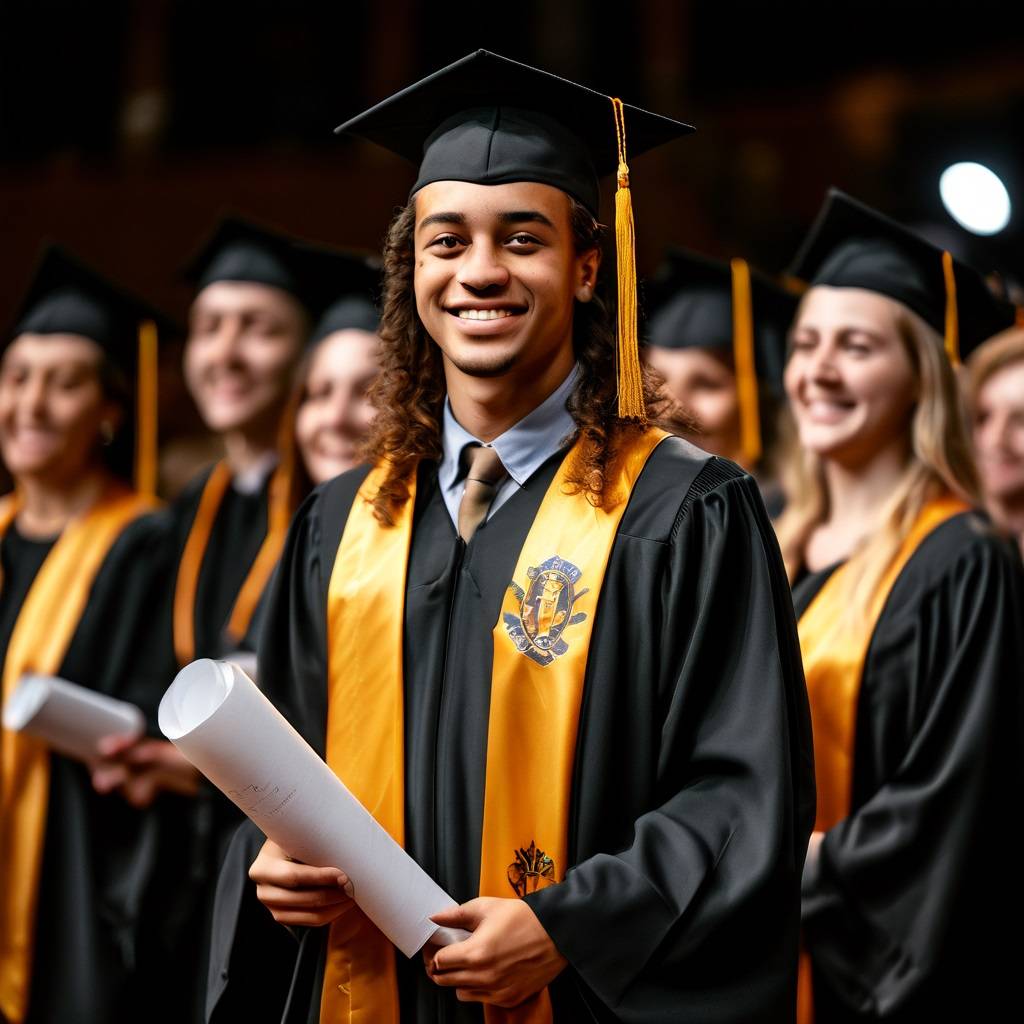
[292,290,381,490]
[211,50,814,1024]
[644,247,798,513]
[967,324,1024,555]
[0,246,179,1024]
[775,189,1023,1023]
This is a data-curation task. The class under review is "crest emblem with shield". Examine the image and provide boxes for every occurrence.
[502,555,589,666]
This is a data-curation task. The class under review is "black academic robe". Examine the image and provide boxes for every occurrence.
[0,510,187,1024]
[793,512,1024,1022]
[170,464,274,661]
[164,464,279,1021]
[209,438,815,1024]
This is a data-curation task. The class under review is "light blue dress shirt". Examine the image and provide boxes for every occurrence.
[438,367,578,529]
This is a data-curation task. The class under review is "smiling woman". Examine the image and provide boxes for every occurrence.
[775,190,1023,1024]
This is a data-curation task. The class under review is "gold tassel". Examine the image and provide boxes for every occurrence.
[1015,305,1024,328]
[730,258,762,469]
[135,319,159,498]
[941,251,960,366]
[612,97,645,421]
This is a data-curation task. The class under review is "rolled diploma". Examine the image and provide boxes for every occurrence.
[158,658,469,957]
[3,674,145,762]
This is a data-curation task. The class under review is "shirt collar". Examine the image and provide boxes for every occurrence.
[231,451,279,495]
[440,365,578,490]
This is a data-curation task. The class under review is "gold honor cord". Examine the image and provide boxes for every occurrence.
[134,320,159,500]
[612,97,646,422]
[730,258,762,470]
[794,494,969,1024]
[941,251,960,367]
[322,429,669,1024]
[172,455,294,666]
[0,485,156,1024]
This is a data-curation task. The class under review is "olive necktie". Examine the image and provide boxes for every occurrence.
[457,444,508,541]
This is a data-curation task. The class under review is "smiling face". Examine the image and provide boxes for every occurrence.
[0,333,121,484]
[294,329,381,484]
[412,180,600,388]
[645,345,741,459]
[784,286,918,467]
[974,359,1024,502]
[184,280,307,436]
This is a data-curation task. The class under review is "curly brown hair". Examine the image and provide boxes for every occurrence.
[361,195,667,523]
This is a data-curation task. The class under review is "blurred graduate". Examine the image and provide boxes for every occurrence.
[775,190,1024,1022]
[0,247,180,1024]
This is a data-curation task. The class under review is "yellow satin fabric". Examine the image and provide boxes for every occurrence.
[0,483,157,1024]
[172,459,292,665]
[322,429,668,1024]
[795,494,969,1024]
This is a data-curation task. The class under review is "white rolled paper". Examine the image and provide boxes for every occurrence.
[3,674,146,762]
[158,658,469,957]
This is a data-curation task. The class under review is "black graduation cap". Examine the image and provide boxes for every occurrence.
[184,216,371,322]
[789,189,1017,362]
[6,244,175,495]
[310,296,380,346]
[644,248,800,467]
[334,49,694,420]
[334,49,694,216]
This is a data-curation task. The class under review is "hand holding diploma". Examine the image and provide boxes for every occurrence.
[158,658,470,956]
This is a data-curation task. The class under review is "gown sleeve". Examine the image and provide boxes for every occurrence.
[524,462,816,1023]
[800,529,1024,1016]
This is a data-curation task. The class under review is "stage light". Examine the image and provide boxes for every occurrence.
[939,162,1011,236]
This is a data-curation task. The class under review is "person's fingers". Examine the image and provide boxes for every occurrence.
[255,884,352,909]
[122,773,159,809]
[249,848,348,890]
[91,764,129,794]
[96,733,137,758]
[264,901,356,928]
[430,899,486,931]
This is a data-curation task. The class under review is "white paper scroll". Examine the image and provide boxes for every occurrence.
[2,674,146,762]
[158,659,470,957]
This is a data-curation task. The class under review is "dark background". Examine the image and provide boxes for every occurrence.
[3,0,1023,444]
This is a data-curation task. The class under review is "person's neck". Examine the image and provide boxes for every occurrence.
[15,465,112,539]
[987,491,1024,558]
[221,423,279,477]
[444,348,575,443]
[821,436,911,541]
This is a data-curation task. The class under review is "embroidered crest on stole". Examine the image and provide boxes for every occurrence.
[502,555,589,666]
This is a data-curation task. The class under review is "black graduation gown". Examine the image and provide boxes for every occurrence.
[793,512,1024,1022]
[0,511,186,1024]
[169,464,274,661]
[209,438,815,1024]
[163,464,279,1021]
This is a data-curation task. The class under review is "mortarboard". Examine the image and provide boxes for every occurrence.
[644,248,800,466]
[7,244,174,496]
[184,216,373,324]
[334,49,695,420]
[789,189,1017,363]
[308,257,382,345]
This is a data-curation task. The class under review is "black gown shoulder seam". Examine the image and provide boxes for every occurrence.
[668,456,748,539]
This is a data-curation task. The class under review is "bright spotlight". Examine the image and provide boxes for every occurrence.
[939,162,1012,236]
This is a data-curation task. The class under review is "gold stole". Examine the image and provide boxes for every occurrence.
[172,459,292,665]
[795,494,968,1024]
[322,428,668,1024]
[0,483,157,1024]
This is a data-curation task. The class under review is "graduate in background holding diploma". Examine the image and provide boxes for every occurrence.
[211,50,814,1024]
[0,246,181,1024]
[775,190,1024,1022]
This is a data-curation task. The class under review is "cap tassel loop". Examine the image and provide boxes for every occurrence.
[730,258,762,469]
[941,250,961,367]
[612,97,645,422]
[135,319,159,498]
